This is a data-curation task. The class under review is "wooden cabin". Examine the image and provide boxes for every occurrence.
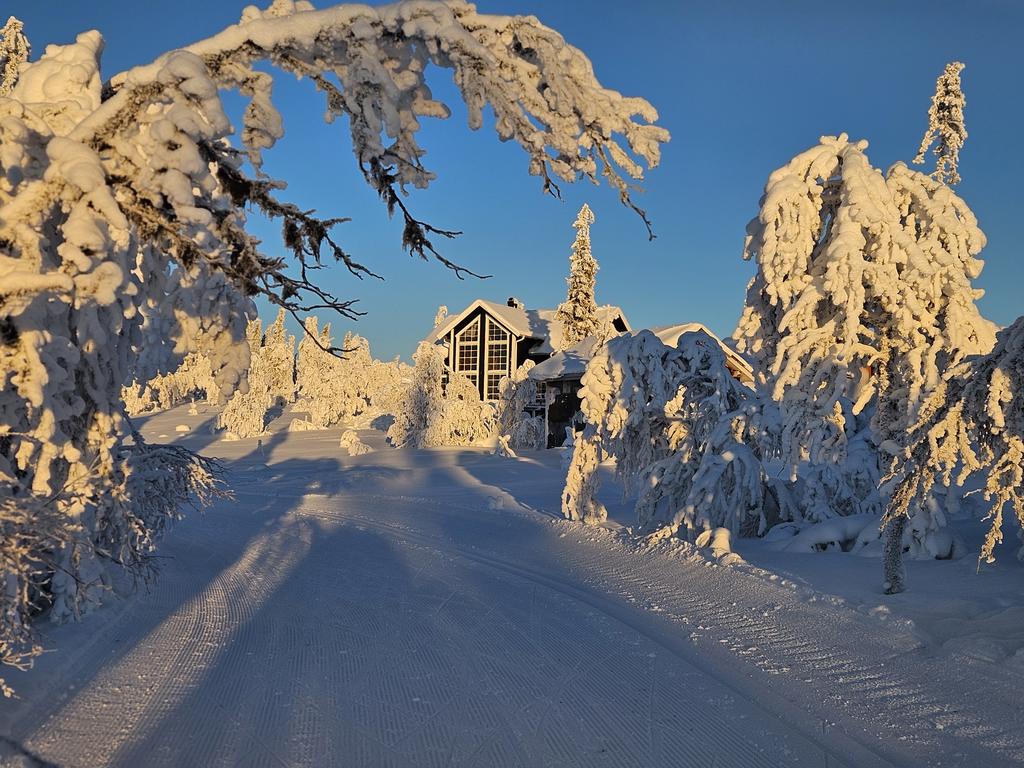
[424,297,630,403]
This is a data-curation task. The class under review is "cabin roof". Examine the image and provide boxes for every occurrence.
[425,298,630,356]
[529,323,754,384]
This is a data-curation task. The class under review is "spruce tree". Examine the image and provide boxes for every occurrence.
[914,62,967,185]
[555,203,600,349]
[0,16,29,97]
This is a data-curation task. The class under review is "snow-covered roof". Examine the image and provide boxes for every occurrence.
[527,336,604,382]
[529,323,754,384]
[649,324,754,383]
[425,299,630,355]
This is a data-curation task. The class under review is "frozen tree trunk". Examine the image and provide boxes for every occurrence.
[883,516,908,594]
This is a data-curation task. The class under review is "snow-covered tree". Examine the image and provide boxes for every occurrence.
[0,16,29,97]
[733,134,994,526]
[561,425,607,523]
[387,342,446,448]
[262,308,296,405]
[554,203,600,349]
[218,320,271,439]
[495,361,544,451]
[429,370,496,446]
[883,316,1024,593]
[388,342,495,448]
[433,305,448,328]
[564,329,777,537]
[914,61,967,186]
[0,0,667,686]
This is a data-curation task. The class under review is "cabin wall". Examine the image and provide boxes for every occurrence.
[444,308,517,401]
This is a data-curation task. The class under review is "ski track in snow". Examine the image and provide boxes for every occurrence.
[1,417,1022,767]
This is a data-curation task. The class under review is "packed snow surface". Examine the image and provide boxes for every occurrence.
[0,404,1021,767]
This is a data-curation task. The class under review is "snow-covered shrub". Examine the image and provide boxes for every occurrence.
[493,435,517,458]
[555,203,600,349]
[121,381,154,416]
[562,426,607,524]
[134,350,226,414]
[914,62,967,185]
[0,0,666,684]
[427,370,496,447]
[495,361,544,451]
[883,316,1024,592]
[564,329,774,538]
[339,429,372,456]
[0,493,68,698]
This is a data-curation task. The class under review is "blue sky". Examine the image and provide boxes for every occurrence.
[14,0,1024,360]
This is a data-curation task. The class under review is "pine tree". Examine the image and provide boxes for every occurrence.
[555,203,600,349]
[218,320,272,439]
[263,308,296,405]
[914,62,967,185]
[0,16,29,97]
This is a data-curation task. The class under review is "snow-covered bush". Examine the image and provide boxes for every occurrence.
[562,425,607,523]
[128,349,225,414]
[0,0,666,684]
[495,361,544,451]
[883,316,1024,592]
[429,371,496,447]
[339,429,372,456]
[554,203,600,350]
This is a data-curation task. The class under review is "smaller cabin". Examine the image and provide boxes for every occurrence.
[529,323,754,447]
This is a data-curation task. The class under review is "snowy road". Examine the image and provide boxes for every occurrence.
[1,415,1022,767]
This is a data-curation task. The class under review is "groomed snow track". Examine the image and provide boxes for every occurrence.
[1,423,1021,767]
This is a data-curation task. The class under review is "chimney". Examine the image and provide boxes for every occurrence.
[507,296,522,308]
